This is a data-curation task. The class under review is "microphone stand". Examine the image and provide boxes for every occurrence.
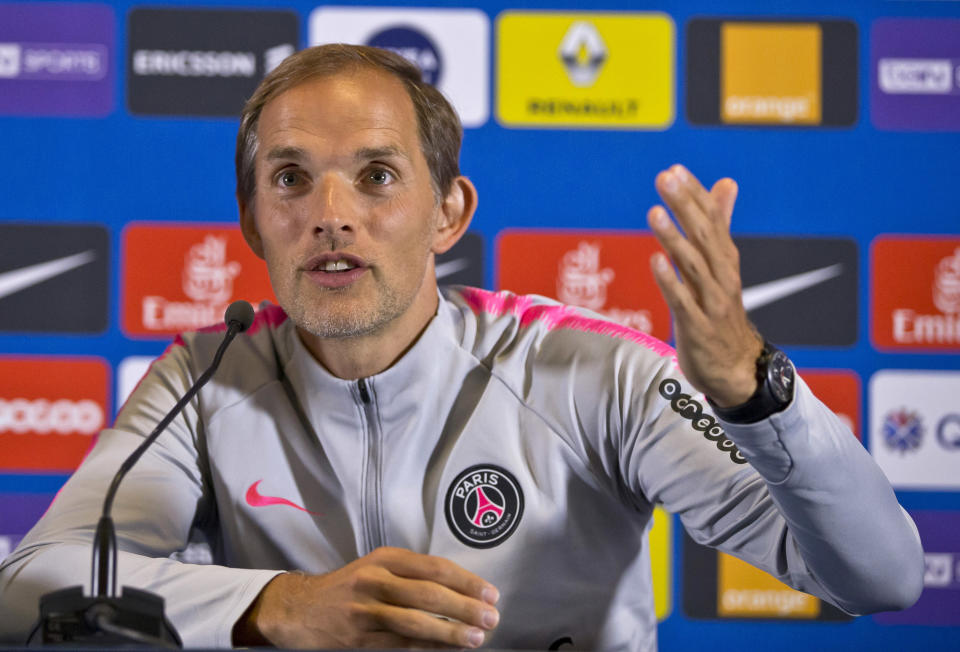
[27,301,255,647]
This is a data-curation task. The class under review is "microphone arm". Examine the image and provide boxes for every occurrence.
[93,303,252,598]
[29,300,255,647]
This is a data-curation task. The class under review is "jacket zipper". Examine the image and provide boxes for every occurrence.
[357,378,383,552]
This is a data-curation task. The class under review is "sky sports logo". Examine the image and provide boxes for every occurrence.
[127,8,297,116]
[0,3,114,116]
[0,357,109,473]
[871,19,960,130]
[309,7,489,127]
[686,18,857,127]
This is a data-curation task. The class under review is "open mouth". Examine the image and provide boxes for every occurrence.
[315,259,358,273]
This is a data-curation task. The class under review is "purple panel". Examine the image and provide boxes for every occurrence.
[870,18,960,131]
[0,492,56,534]
[875,511,960,625]
[0,3,114,116]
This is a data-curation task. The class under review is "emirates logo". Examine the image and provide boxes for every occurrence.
[445,465,524,549]
[934,248,960,315]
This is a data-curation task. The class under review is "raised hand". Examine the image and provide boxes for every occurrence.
[234,547,500,649]
[646,164,763,407]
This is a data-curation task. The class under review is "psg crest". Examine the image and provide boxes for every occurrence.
[445,465,524,549]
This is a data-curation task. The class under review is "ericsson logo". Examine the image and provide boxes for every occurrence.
[127,8,298,116]
[0,399,103,436]
[367,27,442,86]
[558,22,607,87]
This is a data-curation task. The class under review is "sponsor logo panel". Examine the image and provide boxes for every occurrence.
[871,237,960,351]
[735,237,859,346]
[799,370,861,438]
[0,3,114,116]
[871,19,960,130]
[497,12,674,128]
[682,529,851,621]
[876,511,960,625]
[127,8,298,116]
[497,231,671,341]
[0,224,109,334]
[309,7,488,127]
[436,231,485,288]
[687,19,857,127]
[0,492,57,561]
[116,356,157,412]
[869,370,960,490]
[649,506,672,621]
[0,357,109,472]
[121,224,275,337]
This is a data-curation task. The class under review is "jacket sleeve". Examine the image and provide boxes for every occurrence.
[617,357,924,615]
[0,342,282,647]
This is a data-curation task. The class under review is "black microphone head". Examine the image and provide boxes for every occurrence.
[224,300,255,332]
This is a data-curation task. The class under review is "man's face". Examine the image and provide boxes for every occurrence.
[244,68,444,340]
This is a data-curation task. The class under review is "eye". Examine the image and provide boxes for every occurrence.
[277,170,301,187]
[366,168,394,185]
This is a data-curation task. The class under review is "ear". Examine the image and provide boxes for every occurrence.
[432,176,478,255]
[238,195,265,260]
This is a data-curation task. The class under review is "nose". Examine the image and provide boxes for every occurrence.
[311,173,355,237]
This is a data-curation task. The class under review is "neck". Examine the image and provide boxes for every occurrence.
[296,285,440,380]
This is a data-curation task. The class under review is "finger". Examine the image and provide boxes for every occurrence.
[377,575,499,631]
[372,604,488,649]
[670,164,715,218]
[655,167,715,253]
[375,547,499,604]
[647,205,724,307]
[710,177,739,229]
[648,250,710,331]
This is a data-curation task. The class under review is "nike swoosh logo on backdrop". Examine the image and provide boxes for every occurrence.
[435,258,470,280]
[245,480,322,515]
[0,250,97,301]
[742,263,844,312]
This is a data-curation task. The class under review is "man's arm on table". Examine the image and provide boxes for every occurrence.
[639,164,923,612]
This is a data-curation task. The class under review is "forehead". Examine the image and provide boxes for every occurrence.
[256,68,420,156]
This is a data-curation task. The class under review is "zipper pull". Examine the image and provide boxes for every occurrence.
[357,378,371,404]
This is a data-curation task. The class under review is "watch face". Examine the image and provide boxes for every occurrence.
[767,351,795,404]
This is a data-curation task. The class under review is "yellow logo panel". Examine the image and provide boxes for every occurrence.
[721,22,822,125]
[718,552,820,618]
[649,506,672,621]
[497,11,674,128]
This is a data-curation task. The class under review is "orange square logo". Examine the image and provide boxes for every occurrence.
[799,369,861,439]
[0,357,109,472]
[718,552,820,618]
[497,231,671,341]
[122,223,276,337]
[721,22,822,124]
[871,236,960,350]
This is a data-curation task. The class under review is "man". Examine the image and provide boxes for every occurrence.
[0,45,923,650]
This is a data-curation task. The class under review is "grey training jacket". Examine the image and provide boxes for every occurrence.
[0,287,924,649]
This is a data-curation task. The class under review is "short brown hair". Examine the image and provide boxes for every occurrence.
[235,44,463,206]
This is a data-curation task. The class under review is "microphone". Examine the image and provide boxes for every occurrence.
[28,300,256,647]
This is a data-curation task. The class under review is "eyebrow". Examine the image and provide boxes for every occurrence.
[265,146,309,163]
[263,144,410,165]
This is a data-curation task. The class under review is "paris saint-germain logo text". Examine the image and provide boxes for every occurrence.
[658,379,747,464]
[445,465,523,549]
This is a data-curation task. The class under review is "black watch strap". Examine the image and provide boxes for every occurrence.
[707,341,795,424]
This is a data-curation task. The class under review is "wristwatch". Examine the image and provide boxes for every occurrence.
[708,340,795,424]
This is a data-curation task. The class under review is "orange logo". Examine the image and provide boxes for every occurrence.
[0,357,109,472]
[497,231,670,341]
[872,236,960,350]
[122,223,275,337]
[799,369,861,439]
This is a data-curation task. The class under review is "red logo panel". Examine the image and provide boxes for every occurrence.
[0,357,109,472]
[871,236,960,351]
[497,231,671,342]
[122,223,276,337]
[799,369,861,440]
